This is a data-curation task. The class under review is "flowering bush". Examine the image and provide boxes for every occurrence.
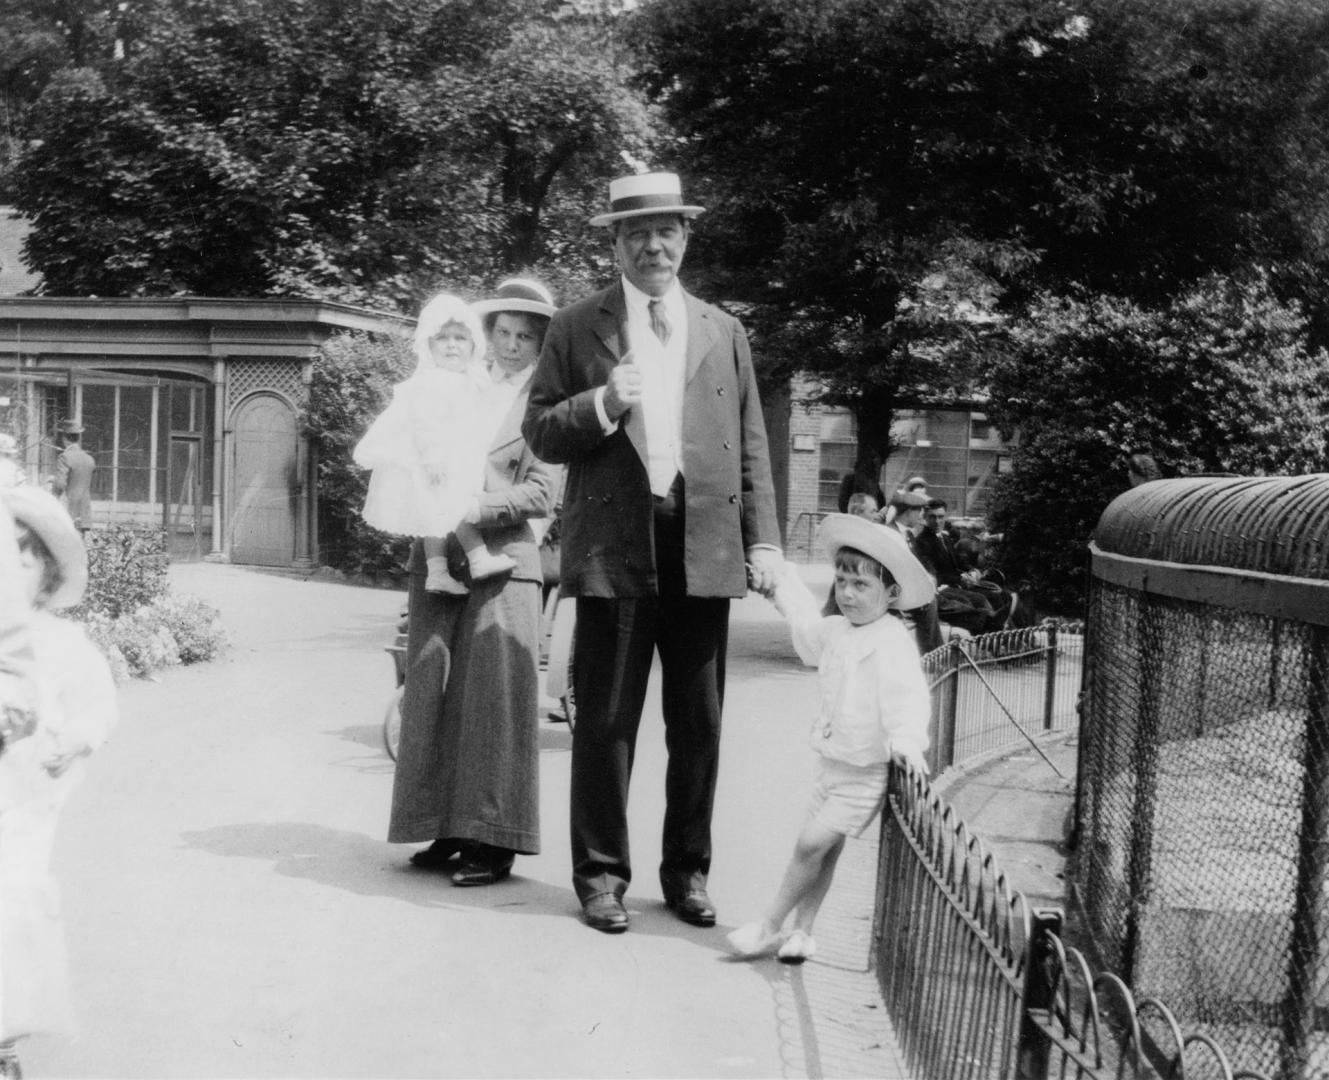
[73,594,227,682]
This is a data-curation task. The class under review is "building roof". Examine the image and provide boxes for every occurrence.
[0,296,415,368]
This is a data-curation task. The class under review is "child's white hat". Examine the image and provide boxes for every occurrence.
[818,513,935,610]
[2,485,88,609]
[412,293,487,372]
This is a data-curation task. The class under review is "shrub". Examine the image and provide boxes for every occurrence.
[149,593,229,664]
[75,522,169,618]
[73,593,226,682]
[303,330,415,579]
[984,274,1329,612]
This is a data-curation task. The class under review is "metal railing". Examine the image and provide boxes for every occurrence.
[923,625,1083,775]
[875,763,1275,1079]
[783,511,828,562]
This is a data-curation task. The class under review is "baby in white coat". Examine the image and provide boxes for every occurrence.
[354,293,513,593]
[728,514,934,963]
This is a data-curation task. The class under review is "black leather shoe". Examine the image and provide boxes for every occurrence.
[582,893,629,933]
[665,889,717,927]
[451,858,513,887]
[409,839,462,869]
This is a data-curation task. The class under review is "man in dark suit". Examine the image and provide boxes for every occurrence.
[913,497,1014,634]
[51,419,95,532]
[523,171,782,934]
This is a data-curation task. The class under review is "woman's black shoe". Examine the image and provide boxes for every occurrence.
[409,839,463,868]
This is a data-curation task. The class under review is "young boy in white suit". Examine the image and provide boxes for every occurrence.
[729,514,933,963]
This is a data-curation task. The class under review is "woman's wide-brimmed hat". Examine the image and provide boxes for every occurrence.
[589,171,705,227]
[818,513,935,610]
[472,278,557,325]
[1,485,88,608]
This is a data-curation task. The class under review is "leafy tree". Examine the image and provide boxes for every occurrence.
[984,273,1329,610]
[12,0,655,309]
[629,0,1329,471]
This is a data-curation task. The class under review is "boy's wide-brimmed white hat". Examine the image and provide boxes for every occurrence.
[818,513,935,610]
[472,278,557,323]
[589,171,705,227]
[1,484,88,609]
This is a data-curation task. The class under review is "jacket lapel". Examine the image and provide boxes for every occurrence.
[684,291,719,384]
[489,384,529,457]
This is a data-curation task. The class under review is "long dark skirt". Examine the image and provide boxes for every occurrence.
[386,572,541,854]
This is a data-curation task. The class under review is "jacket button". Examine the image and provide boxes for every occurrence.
[729,494,738,503]
[717,387,726,395]
[723,440,732,449]
[602,493,613,503]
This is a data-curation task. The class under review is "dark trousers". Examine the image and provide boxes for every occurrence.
[569,478,729,904]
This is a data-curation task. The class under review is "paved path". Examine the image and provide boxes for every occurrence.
[21,563,910,1079]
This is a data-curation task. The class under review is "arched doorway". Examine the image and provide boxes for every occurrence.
[230,392,298,566]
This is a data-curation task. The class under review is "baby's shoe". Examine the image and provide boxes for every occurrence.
[425,558,468,595]
[466,550,516,582]
[726,921,784,959]
[777,929,817,965]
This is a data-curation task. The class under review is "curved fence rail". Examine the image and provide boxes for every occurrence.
[921,625,1083,775]
[875,764,1274,1079]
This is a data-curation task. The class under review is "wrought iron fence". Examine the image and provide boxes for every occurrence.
[876,763,1274,1079]
[922,625,1083,775]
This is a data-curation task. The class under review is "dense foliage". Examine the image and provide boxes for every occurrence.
[304,330,415,578]
[66,521,227,679]
[11,0,651,310]
[629,0,1329,461]
[984,274,1329,610]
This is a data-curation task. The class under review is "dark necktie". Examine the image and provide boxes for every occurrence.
[649,299,671,345]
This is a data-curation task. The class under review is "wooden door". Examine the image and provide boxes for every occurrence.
[230,393,298,566]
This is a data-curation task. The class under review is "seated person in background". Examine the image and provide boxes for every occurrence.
[913,498,1016,635]
[844,492,880,521]
[837,466,886,515]
[883,489,925,535]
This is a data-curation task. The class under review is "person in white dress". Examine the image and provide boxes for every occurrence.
[354,293,515,593]
[0,487,117,1078]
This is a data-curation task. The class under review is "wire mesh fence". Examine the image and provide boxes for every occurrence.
[1076,475,1329,1080]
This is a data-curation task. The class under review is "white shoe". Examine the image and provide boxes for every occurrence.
[425,566,468,595]
[726,921,784,959]
[778,929,817,964]
[467,551,516,581]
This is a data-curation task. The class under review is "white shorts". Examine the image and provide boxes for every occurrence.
[808,758,890,838]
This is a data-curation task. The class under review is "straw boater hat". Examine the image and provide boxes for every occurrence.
[2,485,88,608]
[57,419,84,435]
[588,171,705,227]
[472,278,557,328]
[889,490,928,511]
[818,513,935,611]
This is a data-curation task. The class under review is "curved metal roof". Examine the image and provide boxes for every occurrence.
[1094,475,1329,579]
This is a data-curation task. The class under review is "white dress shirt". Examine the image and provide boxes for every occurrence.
[595,277,689,498]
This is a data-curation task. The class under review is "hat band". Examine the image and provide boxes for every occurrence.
[496,284,548,303]
[608,192,689,215]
